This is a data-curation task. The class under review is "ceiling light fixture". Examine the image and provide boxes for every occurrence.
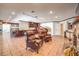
[11,11,15,15]
[49,10,53,14]
[55,16,58,18]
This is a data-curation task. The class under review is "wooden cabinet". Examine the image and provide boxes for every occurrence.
[29,22,40,28]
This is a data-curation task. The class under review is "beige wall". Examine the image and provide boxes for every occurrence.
[40,22,53,35]
[40,22,61,36]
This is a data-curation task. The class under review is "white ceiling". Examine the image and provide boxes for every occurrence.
[0,3,77,23]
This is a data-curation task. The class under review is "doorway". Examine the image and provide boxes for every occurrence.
[60,23,64,36]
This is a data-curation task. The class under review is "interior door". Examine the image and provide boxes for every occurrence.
[53,22,61,35]
[60,23,64,36]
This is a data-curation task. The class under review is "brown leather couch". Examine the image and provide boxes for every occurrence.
[26,26,52,53]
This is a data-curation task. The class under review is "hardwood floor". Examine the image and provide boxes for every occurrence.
[0,35,3,56]
[0,33,67,56]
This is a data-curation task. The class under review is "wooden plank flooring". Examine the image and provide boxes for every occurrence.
[0,35,3,56]
[0,33,67,56]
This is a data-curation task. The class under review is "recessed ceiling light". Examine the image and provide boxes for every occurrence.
[49,10,53,14]
[11,11,15,15]
[55,16,58,18]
